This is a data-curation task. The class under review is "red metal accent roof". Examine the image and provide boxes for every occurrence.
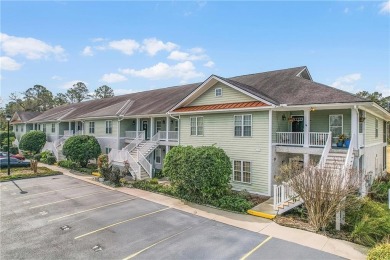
[173,101,269,112]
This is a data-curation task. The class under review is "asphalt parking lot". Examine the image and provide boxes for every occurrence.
[1,175,341,259]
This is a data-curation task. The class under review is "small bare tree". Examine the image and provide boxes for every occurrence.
[278,159,361,231]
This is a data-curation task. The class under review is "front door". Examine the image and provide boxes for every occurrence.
[142,120,148,140]
[291,116,304,132]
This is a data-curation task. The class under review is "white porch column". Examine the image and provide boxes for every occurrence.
[166,116,169,141]
[166,145,170,154]
[68,122,71,134]
[303,109,310,166]
[136,118,139,137]
[150,117,154,138]
[351,108,359,150]
[117,119,121,149]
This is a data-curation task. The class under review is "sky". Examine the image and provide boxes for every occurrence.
[1,1,389,105]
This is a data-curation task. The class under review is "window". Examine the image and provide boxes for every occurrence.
[155,148,161,164]
[156,120,162,132]
[233,160,251,183]
[21,125,23,132]
[51,123,55,133]
[375,118,378,138]
[38,124,41,130]
[234,115,252,137]
[15,125,18,132]
[215,88,222,97]
[105,120,112,134]
[329,115,343,138]
[89,122,95,134]
[42,124,46,133]
[383,147,387,171]
[359,110,365,133]
[190,117,203,136]
[105,147,112,154]
[174,120,178,131]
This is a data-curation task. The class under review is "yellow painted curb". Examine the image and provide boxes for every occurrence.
[247,209,276,220]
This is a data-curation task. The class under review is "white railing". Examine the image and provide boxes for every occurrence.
[274,132,304,146]
[317,132,332,169]
[138,132,160,157]
[108,149,140,180]
[74,130,82,135]
[309,132,329,147]
[138,151,152,178]
[343,135,355,171]
[64,130,74,136]
[273,182,298,210]
[125,131,138,139]
[159,131,179,142]
[123,132,145,152]
[358,133,364,147]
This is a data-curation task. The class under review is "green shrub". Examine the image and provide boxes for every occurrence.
[77,167,94,174]
[2,145,19,155]
[97,154,110,179]
[46,155,56,165]
[367,242,390,260]
[211,194,254,213]
[58,160,78,169]
[0,131,15,146]
[369,175,390,203]
[154,169,164,179]
[40,150,53,163]
[108,167,121,184]
[62,135,101,167]
[19,131,46,155]
[163,145,232,203]
[149,178,159,185]
[33,154,41,161]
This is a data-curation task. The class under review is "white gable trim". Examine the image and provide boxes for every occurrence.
[170,75,275,111]
[296,67,312,81]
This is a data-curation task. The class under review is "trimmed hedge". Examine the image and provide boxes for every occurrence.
[0,167,62,182]
[19,131,46,155]
[58,160,78,169]
[163,145,232,203]
[0,131,15,146]
[367,242,390,260]
[62,135,101,167]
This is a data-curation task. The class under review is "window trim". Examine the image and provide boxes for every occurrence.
[190,116,204,136]
[105,120,112,134]
[42,124,46,133]
[215,87,223,97]
[51,123,55,133]
[329,114,343,138]
[234,114,252,137]
[156,120,162,133]
[155,148,162,164]
[89,122,95,134]
[105,147,112,154]
[232,160,252,184]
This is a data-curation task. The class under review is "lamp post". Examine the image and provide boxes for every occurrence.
[5,114,12,176]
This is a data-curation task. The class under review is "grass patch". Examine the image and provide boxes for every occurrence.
[0,167,62,182]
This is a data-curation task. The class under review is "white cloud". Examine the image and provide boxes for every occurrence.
[0,56,22,71]
[81,46,94,56]
[108,39,140,55]
[100,73,127,83]
[113,88,134,96]
[91,37,106,42]
[0,33,67,61]
[51,75,62,80]
[168,50,208,61]
[141,38,178,56]
[380,1,390,14]
[375,83,390,97]
[203,61,215,68]
[331,73,361,92]
[60,80,88,89]
[120,61,204,82]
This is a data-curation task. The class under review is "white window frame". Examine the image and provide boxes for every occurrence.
[89,122,95,134]
[190,116,204,136]
[105,120,112,134]
[375,118,378,138]
[156,120,162,132]
[15,125,18,132]
[329,114,343,138]
[215,88,223,97]
[174,120,179,131]
[42,124,46,133]
[105,147,112,154]
[51,123,55,133]
[155,148,162,164]
[21,125,24,132]
[234,114,252,137]
[233,160,251,184]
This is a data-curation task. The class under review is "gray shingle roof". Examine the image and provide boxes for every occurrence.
[15,111,41,122]
[27,66,370,122]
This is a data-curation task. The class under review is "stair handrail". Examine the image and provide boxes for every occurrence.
[108,149,140,180]
[137,150,152,178]
[138,132,161,157]
[317,131,332,169]
[122,132,145,152]
[342,134,355,180]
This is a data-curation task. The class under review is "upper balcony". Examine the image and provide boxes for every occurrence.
[124,130,178,145]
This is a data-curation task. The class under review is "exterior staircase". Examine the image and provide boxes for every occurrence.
[323,149,348,171]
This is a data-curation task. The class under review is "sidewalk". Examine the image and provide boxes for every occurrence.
[44,164,367,259]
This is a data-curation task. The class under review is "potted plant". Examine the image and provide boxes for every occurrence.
[344,137,351,148]
[337,134,345,147]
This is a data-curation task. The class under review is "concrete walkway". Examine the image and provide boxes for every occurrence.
[43,164,367,259]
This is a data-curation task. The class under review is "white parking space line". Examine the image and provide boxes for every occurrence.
[14,184,92,200]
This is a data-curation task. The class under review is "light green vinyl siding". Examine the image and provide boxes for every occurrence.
[365,112,384,145]
[310,109,351,137]
[84,119,118,137]
[189,82,256,106]
[180,111,270,195]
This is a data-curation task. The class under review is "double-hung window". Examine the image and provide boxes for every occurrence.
[156,120,162,132]
[190,117,203,136]
[89,122,95,134]
[233,160,251,183]
[51,123,55,133]
[15,125,18,132]
[42,124,46,133]
[234,115,252,137]
[375,118,378,138]
[21,125,24,132]
[329,115,343,138]
[215,88,222,97]
[155,148,162,164]
[105,120,112,134]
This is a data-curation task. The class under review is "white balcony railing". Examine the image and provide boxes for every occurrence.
[274,132,304,146]
[125,131,138,139]
[64,130,74,136]
[309,132,330,147]
[158,131,179,142]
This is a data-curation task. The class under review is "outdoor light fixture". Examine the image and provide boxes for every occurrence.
[132,120,135,125]
[171,119,174,124]
[5,114,12,176]
[310,107,316,112]
[282,114,286,121]
[162,120,165,124]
